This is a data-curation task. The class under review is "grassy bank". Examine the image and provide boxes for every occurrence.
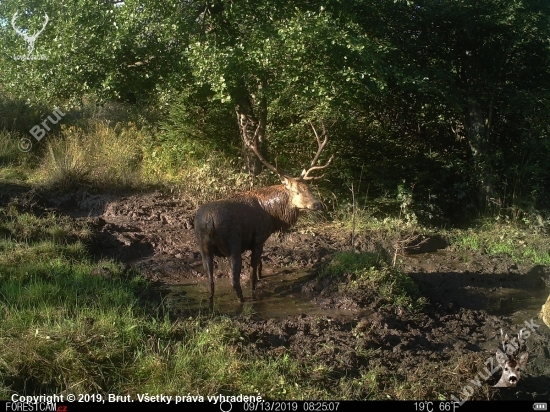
[0,208,377,399]
[452,223,550,265]
[0,205,451,400]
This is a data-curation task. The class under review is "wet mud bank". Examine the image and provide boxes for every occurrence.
[3,187,550,399]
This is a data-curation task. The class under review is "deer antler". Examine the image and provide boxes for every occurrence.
[11,13,25,36]
[300,121,334,181]
[241,118,333,180]
[500,328,526,357]
[242,119,286,177]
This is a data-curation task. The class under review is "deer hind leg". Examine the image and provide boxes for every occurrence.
[199,247,215,302]
[250,244,264,298]
[258,258,263,280]
[230,250,244,303]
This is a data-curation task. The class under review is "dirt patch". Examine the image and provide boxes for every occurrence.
[2,185,549,400]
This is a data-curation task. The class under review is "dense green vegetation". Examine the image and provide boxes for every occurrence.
[1,0,549,224]
[318,251,427,312]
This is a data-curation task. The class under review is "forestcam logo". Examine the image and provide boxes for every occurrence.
[11,11,49,61]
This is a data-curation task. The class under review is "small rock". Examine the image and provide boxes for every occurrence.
[184,218,194,229]
[91,267,112,278]
[90,217,106,228]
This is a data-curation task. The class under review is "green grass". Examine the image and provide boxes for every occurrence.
[453,224,550,265]
[0,130,28,166]
[0,166,29,182]
[319,251,426,313]
[329,206,420,234]
[455,234,480,251]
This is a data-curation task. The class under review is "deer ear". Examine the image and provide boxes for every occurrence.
[280,176,290,187]
[519,352,529,366]
[495,350,508,366]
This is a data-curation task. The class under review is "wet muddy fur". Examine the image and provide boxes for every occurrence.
[196,185,304,302]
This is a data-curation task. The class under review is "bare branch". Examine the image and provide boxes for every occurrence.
[242,119,284,176]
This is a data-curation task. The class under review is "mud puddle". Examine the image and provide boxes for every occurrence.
[165,268,354,319]
[479,288,550,380]
[486,287,549,325]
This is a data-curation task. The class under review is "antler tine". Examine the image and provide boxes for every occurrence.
[41,14,49,31]
[242,119,282,176]
[300,121,333,181]
[308,121,328,167]
[11,13,25,35]
[300,155,334,180]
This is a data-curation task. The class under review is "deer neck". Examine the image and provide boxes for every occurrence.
[252,185,299,231]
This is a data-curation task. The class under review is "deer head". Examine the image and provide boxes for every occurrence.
[242,120,333,210]
[494,328,529,388]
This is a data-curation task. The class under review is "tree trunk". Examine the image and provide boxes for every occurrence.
[234,85,267,176]
[466,100,494,210]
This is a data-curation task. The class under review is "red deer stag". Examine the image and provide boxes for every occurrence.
[195,122,333,303]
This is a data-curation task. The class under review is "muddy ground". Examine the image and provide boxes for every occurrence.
[4,185,550,400]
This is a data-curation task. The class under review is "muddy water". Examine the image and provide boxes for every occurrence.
[487,287,549,326]
[165,269,353,319]
[481,288,549,349]
[406,249,548,323]
[165,262,549,322]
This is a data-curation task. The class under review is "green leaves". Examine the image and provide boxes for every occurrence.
[1,0,550,220]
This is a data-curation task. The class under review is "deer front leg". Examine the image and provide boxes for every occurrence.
[250,244,264,299]
[230,250,244,303]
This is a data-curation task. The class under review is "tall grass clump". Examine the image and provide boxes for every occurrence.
[0,130,25,166]
[0,128,37,181]
[0,96,46,133]
[33,122,143,190]
[319,251,426,312]
[452,221,550,265]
